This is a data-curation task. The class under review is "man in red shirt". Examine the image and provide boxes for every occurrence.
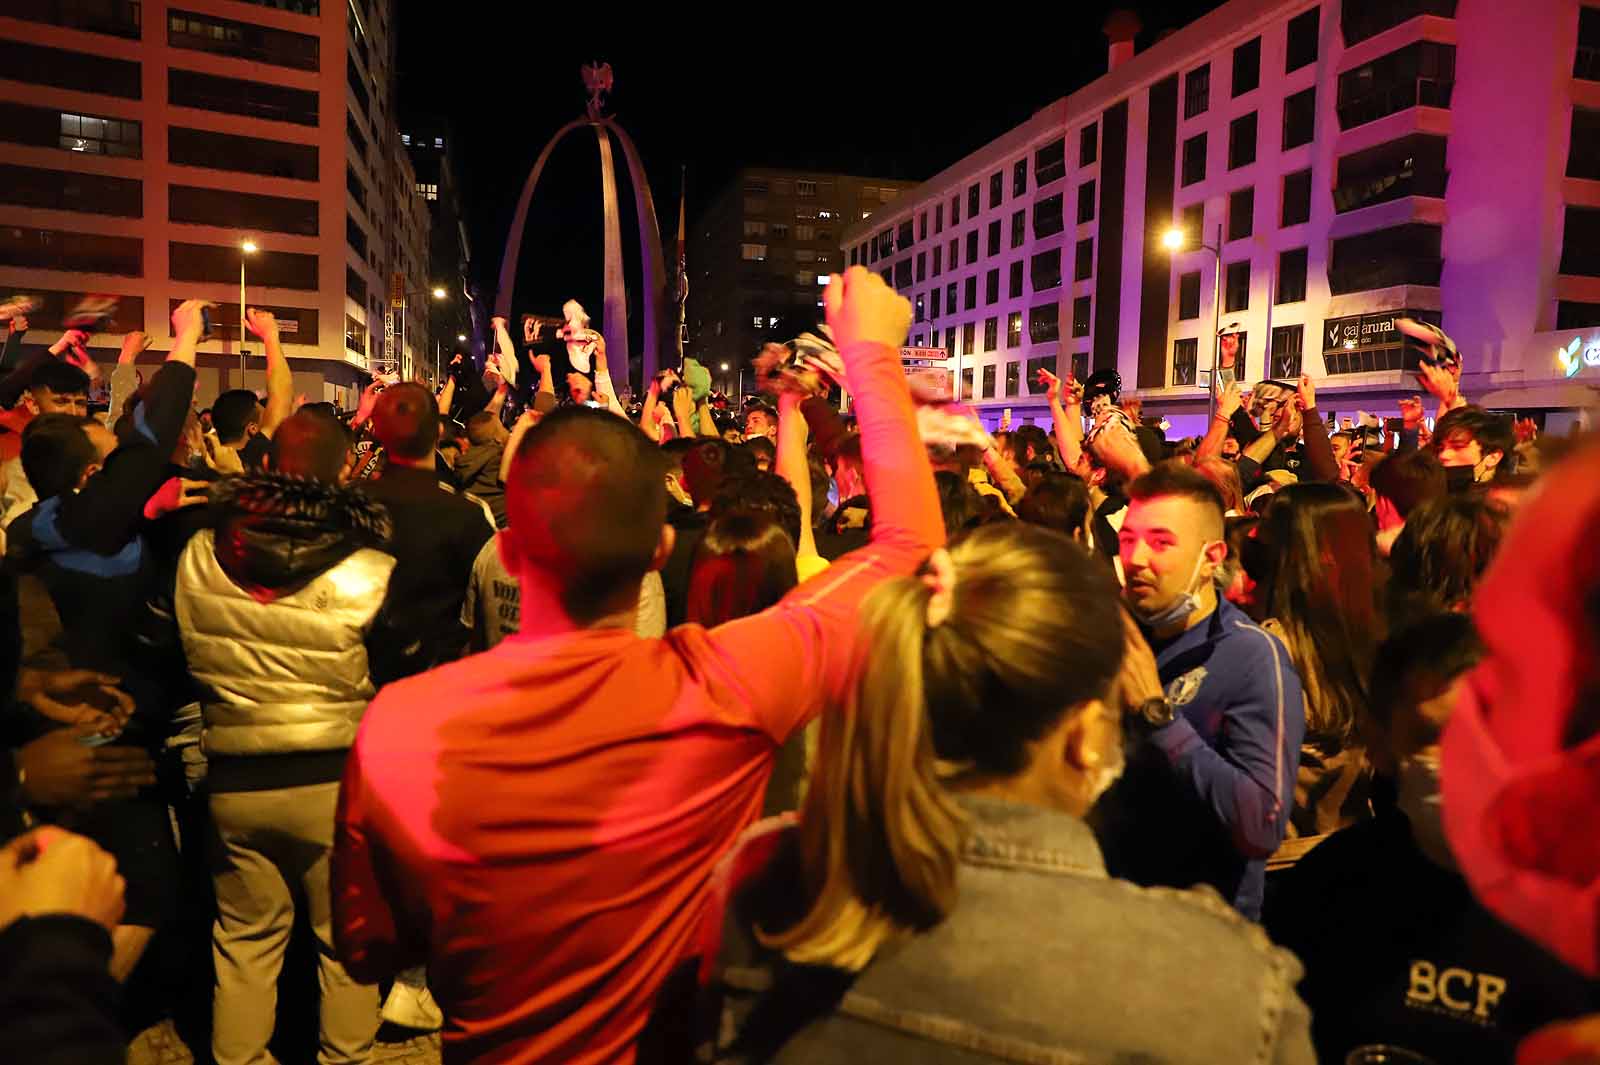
[333,268,941,1064]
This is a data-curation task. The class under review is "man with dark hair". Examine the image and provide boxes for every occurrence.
[360,383,493,683]
[1094,461,1305,919]
[455,408,510,528]
[1370,448,1447,556]
[334,266,944,1065]
[177,408,392,1065]
[206,308,293,471]
[742,402,778,442]
[1432,404,1514,486]
[18,414,114,502]
[0,360,93,536]
[742,434,776,473]
[663,439,758,624]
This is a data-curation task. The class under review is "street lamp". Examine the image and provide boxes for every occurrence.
[393,284,447,382]
[239,239,258,376]
[1163,222,1224,416]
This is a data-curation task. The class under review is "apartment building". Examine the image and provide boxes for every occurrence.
[690,168,917,376]
[0,0,433,408]
[843,0,1600,435]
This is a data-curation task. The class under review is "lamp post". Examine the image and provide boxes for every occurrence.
[1164,222,1224,418]
[395,285,448,380]
[239,239,257,379]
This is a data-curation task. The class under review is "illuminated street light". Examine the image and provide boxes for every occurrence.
[240,239,258,255]
[457,333,467,342]
[431,286,447,300]
[720,362,730,371]
[1161,227,1185,252]
[1162,220,1225,416]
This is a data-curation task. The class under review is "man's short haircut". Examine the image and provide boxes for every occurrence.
[681,438,755,508]
[742,435,776,467]
[30,360,91,398]
[1127,461,1227,531]
[212,389,263,443]
[506,406,669,624]
[21,413,98,500]
[1369,448,1446,518]
[710,470,801,545]
[465,410,500,447]
[269,409,350,483]
[744,401,777,424]
[371,382,440,461]
[1330,430,1356,447]
[1434,405,1515,469]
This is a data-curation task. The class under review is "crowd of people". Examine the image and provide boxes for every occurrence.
[0,268,1596,1065]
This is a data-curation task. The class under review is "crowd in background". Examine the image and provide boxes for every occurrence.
[0,267,1597,1065]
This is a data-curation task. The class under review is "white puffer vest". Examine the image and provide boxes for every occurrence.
[176,528,397,757]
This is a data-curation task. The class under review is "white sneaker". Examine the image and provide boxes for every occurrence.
[381,980,444,1032]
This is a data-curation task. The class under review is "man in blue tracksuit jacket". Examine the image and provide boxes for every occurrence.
[1091,463,1304,919]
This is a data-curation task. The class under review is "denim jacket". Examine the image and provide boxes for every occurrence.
[698,795,1314,1065]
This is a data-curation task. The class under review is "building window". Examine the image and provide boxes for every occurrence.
[1224,260,1251,313]
[1342,0,1458,48]
[915,294,925,322]
[919,212,928,240]
[947,282,958,312]
[1007,312,1023,348]
[1578,5,1600,80]
[1173,338,1199,385]
[947,328,959,357]
[1072,296,1092,337]
[1075,238,1094,281]
[1031,303,1062,343]
[170,68,318,125]
[740,243,767,261]
[1282,88,1316,149]
[931,288,942,319]
[771,222,789,240]
[966,230,979,264]
[1335,133,1449,211]
[797,249,819,264]
[1228,187,1255,241]
[1032,248,1063,292]
[172,241,316,289]
[1080,124,1098,166]
[1277,248,1310,302]
[965,184,979,218]
[40,108,143,158]
[1181,133,1208,187]
[849,248,857,266]
[895,260,913,289]
[1178,271,1202,319]
[1330,223,1441,292]
[960,367,973,399]
[1034,193,1065,239]
[168,9,320,70]
[935,203,944,233]
[1229,112,1258,170]
[796,179,817,197]
[0,226,142,276]
[949,238,959,269]
[10,0,142,38]
[1233,36,1262,96]
[345,313,367,355]
[964,321,978,356]
[952,194,961,226]
[1011,210,1026,248]
[1561,206,1600,276]
[0,38,142,98]
[346,266,366,304]
[1005,359,1021,396]
[1286,7,1320,73]
[986,268,1000,305]
[1568,109,1600,180]
[933,245,943,276]
[917,252,927,282]
[1336,42,1456,130]
[895,220,912,248]
[346,214,366,256]
[1557,300,1600,329]
[1010,260,1024,298]
[744,220,767,237]
[1181,202,1205,246]
[1035,140,1067,186]
[987,220,1001,257]
[1270,324,1305,378]
[1282,169,1313,226]
[988,171,1003,209]
[964,276,978,310]
[985,316,999,352]
[981,363,996,398]
[1185,64,1211,118]
[1013,159,1028,197]
[1077,180,1096,224]
[0,162,142,217]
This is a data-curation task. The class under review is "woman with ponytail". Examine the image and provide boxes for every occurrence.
[692,523,1316,1064]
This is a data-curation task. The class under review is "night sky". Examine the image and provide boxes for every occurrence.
[395,4,1222,338]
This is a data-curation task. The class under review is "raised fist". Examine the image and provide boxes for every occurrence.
[822,266,911,354]
[244,307,279,342]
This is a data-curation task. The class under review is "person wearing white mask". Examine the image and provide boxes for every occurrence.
[1267,613,1594,1065]
[1092,463,1305,919]
[692,521,1316,1064]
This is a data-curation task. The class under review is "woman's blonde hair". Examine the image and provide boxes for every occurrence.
[761,522,1124,970]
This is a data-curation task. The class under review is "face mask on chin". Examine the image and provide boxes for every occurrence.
[1444,463,1477,493]
[1126,545,1216,631]
[1397,749,1452,870]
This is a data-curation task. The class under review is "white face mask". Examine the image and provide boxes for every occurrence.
[1124,544,1216,630]
[1397,749,1452,870]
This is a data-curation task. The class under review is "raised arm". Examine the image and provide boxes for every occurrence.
[640,374,669,443]
[1039,368,1087,476]
[436,375,456,416]
[1295,375,1340,484]
[491,316,519,391]
[244,309,293,438]
[671,384,699,439]
[1197,381,1242,462]
[591,334,625,417]
[775,391,819,561]
[694,267,942,742]
[485,377,509,418]
[107,331,150,423]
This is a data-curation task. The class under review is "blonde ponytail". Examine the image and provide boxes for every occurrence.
[758,575,966,971]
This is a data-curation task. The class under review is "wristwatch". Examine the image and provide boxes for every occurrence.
[1136,696,1176,730]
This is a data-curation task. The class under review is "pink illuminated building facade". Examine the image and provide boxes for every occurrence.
[844,0,1600,435]
[0,0,432,408]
